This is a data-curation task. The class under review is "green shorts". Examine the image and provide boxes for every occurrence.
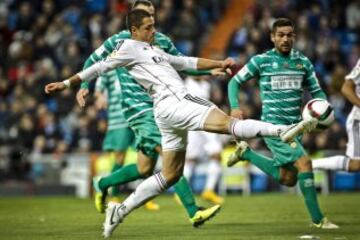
[129,110,161,161]
[264,136,307,167]
[102,127,135,151]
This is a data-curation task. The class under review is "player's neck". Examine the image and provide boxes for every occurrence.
[274,48,291,57]
[132,36,151,45]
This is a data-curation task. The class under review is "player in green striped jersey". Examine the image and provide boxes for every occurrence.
[77,0,222,227]
[94,71,135,199]
[227,18,338,229]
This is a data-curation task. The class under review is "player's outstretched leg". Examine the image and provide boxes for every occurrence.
[202,108,317,142]
[280,118,318,142]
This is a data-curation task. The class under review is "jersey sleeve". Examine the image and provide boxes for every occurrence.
[159,33,211,76]
[345,59,360,84]
[227,56,260,109]
[304,60,327,99]
[78,41,134,82]
[165,54,198,71]
[80,32,130,89]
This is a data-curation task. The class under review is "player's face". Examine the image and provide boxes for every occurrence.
[133,17,155,43]
[271,26,295,55]
[133,4,155,18]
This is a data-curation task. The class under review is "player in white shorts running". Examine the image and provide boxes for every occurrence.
[183,75,225,204]
[312,59,360,172]
[44,10,317,238]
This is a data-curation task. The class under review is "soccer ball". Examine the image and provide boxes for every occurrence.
[302,98,335,130]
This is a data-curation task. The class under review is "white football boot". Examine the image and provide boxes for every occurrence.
[103,202,124,238]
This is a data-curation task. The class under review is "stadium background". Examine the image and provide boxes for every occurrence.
[0,0,360,195]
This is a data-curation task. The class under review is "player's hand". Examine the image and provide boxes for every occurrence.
[221,58,236,75]
[210,68,228,76]
[231,109,244,119]
[95,93,107,110]
[76,88,89,108]
[45,82,66,94]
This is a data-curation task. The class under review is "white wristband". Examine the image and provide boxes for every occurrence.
[62,79,71,88]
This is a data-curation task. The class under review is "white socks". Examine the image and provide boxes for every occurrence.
[229,119,285,139]
[204,159,222,191]
[118,172,167,217]
[312,155,350,171]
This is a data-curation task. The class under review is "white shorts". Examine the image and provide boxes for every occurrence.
[345,115,360,158]
[186,131,223,161]
[154,94,216,151]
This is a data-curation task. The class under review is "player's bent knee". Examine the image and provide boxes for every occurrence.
[280,178,297,187]
[162,170,182,186]
[349,160,360,172]
[137,163,155,177]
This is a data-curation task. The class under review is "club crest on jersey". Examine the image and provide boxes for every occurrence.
[152,56,166,64]
[296,63,303,69]
[272,62,279,69]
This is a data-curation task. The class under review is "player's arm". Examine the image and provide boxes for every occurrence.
[341,61,360,107]
[45,60,120,106]
[45,44,133,106]
[80,38,118,90]
[162,34,218,76]
[165,52,234,75]
[227,57,260,119]
[94,77,108,110]
[304,61,327,99]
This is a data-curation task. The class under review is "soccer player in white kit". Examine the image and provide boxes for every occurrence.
[184,76,225,204]
[45,10,317,237]
[312,59,360,172]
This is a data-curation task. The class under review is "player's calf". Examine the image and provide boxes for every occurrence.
[348,159,360,172]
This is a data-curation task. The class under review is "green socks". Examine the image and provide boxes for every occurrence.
[174,176,198,218]
[110,163,123,196]
[298,172,324,224]
[243,148,281,182]
[98,164,199,218]
[99,164,143,192]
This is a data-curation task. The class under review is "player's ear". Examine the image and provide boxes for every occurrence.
[131,26,137,35]
[270,32,275,43]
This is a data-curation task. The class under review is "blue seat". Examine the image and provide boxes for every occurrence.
[332,172,357,190]
[251,174,268,192]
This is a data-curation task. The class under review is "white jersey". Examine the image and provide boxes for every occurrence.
[184,77,211,100]
[79,39,198,107]
[345,59,360,120]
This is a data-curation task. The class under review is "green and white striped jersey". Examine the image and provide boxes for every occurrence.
[82,30,184,123]
[231,48,326,124]
[95,70,128,130]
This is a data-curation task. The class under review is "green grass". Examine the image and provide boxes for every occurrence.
[0,193,359,240]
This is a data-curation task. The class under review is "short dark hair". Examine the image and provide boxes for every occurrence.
[271,18,295,33]
[126,9,152,31]
[132,0,153,9]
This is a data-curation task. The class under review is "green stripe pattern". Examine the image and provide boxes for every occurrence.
[233,49,326,124]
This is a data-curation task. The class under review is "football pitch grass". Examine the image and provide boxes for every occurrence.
[0,193,359,240]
